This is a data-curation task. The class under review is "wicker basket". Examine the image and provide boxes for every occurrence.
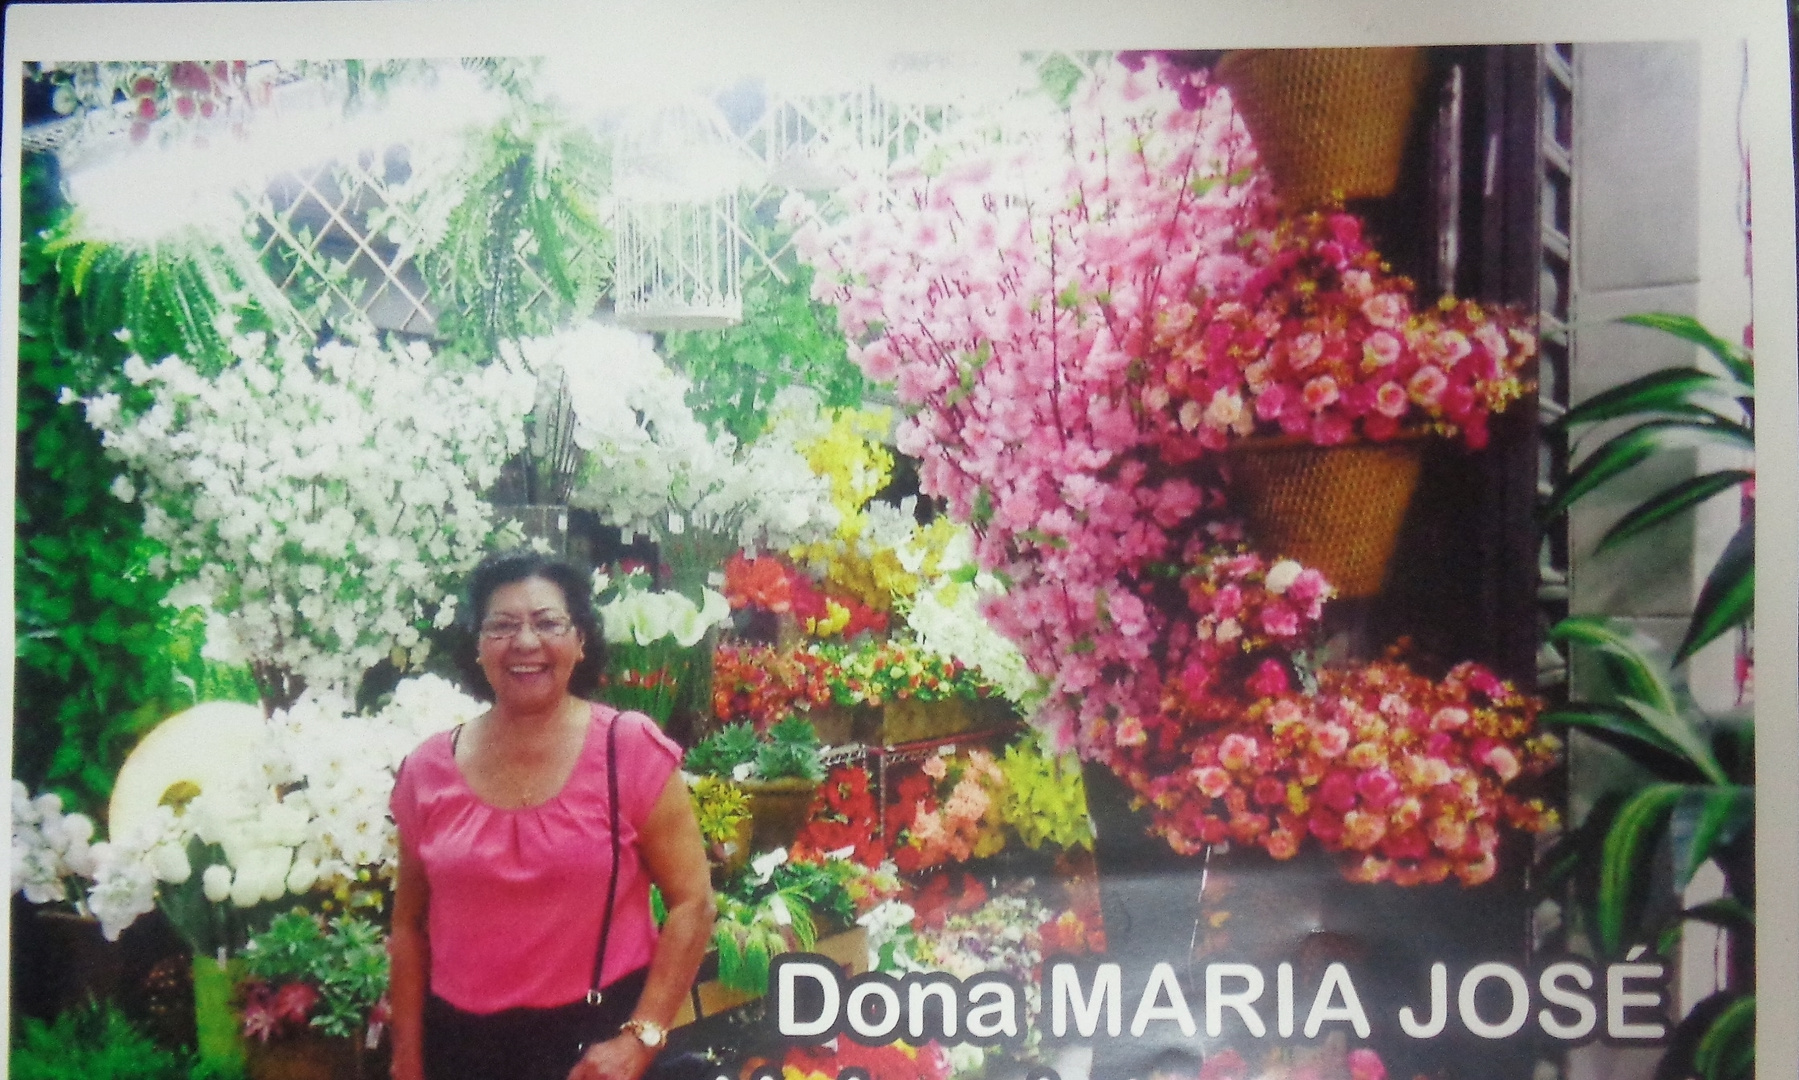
[1225,436,1425,598]
[1215,47,1427,207]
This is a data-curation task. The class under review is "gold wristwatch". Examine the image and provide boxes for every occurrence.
[620,1018,667,1049]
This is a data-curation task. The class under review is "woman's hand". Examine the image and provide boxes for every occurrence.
[567,1033,656,1080]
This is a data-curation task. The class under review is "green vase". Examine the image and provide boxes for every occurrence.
[192,954,248,1075]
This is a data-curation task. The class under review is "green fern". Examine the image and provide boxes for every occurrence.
[410,87,612,359]
[10,1001,194,1080]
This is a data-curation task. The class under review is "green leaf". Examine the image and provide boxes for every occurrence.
[1539,708,1709,781]
[1677,515,1754,662]
[1546,418,1756,521]
[1557,367,1750,430]
[1669,785,1754,888]
[971,487,994,528]
[1616,697,1727,784]
[1035,53,1087,107]
[1598,782,1686,955]
[1678,897,1755,935]
[1597,469,1754,551]
[1656,991,1749,1080]
[1693,994,1755,1080]
[1549,617,1679,716]
[1620,312,1754,386]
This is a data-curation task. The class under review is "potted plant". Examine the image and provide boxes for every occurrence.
[685,719,825,854]
[1544,313,1754,662]
[236,911,391,1080]
[1535,618,1753,1080]
[9,782,120,1017]
[1139,208,1534,596]
[689,774,753,880]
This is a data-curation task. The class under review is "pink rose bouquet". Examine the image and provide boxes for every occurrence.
[1105,648,1561,885]
[1139,209,1537,455]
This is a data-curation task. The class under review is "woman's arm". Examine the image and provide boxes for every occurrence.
[572,772,716,1080]
[388,847,431,1080]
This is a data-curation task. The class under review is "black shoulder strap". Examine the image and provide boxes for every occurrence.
[588,712,623,1003]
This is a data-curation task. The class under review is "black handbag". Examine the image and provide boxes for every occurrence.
[425,715,700,1080]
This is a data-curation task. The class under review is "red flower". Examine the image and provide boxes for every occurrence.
[1247,658,1290,697]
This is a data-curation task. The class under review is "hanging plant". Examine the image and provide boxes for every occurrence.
[402,64,612,358]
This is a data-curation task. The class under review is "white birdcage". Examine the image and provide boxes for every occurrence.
[611,99,745,331]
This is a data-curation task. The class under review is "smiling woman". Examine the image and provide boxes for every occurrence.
[387,549,717,1080]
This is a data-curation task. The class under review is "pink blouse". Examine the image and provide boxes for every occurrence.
[389,704,682,1013]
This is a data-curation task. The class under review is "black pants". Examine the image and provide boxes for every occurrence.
[423,969,649,1080]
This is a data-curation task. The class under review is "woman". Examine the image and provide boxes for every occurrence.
[389,550,716,1080]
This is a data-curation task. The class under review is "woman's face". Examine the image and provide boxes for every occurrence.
[476,575,586,713]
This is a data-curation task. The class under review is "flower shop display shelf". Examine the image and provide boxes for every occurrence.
[802,694,1017,748]
[866,725,1021,849]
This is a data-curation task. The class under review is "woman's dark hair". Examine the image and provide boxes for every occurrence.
[454,549,606,702]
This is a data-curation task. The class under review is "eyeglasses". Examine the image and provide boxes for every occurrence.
[479,616,578,642]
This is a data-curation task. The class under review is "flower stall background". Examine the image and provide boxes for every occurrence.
[6,20,1778,1080]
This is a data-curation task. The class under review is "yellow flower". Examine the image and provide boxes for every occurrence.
[808,600,852,638]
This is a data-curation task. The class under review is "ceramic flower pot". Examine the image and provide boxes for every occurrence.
[246,1030,365,1080]
[1214,47,1430,208]
[740,777,821,854]
[1223,435,1426,598]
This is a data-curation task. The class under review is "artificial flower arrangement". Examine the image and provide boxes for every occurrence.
[895,531,1046,710]
[710,637,998,730]
[60,676,480,947]
[777,403,967,617]
[710,849,900,995]
[886,749,1008,875]
[237,910,389,1045]
[789,52,1538,787]
[790,764,884,867]
[710,642,837,730]
[77,329,535,706]
[786,404,905,609]
[907,887,1106,1077]
[594,568,732,725]
[1104,640,1561,886]
[722,552,888,639]
[505,325,839,591]
[11,782,100,909]
[994,738,1094,853]
[1139,208,1535,455]
[813,637,995,709]
[688,775,752,865]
